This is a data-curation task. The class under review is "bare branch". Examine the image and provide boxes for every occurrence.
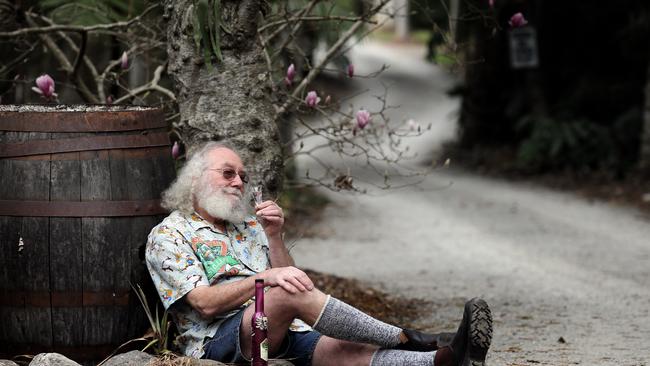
[35,14,105,101]
[0,5,159,38]
[258,15,375,33]
[263,0,320,44]
[274,0,392,119]
[113,65,175,104]
[24,14,99,103]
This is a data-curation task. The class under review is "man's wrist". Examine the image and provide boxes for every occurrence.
[267,232,284,241]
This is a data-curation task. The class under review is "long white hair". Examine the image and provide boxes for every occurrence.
[161,141,237,214]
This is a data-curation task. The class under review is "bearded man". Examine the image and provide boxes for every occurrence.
[145,141,493,366]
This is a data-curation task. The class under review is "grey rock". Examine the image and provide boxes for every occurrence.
[100,351,154,366]
[184,359,292,366]
[269,360,295,366]
[0,360,19,366]
[186,359,227,366]
[28,353,80,366]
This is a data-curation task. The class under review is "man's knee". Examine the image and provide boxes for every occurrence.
[265,285,324,310]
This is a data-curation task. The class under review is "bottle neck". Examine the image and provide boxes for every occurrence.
[255,283,264,312]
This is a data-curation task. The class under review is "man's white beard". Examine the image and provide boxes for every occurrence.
[195,183,250,224]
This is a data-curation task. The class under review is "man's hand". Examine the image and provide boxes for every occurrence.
[260,266,314,294]
[255,200,284,238]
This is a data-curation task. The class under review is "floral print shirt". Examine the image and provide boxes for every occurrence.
[145,210,273,358]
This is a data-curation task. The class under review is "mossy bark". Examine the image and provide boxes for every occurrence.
[163,0,284,196]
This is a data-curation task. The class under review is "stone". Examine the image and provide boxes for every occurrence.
[0,360,19,366]
[28,353,80,366]
[269,360,296,366]
[100,351,154,366]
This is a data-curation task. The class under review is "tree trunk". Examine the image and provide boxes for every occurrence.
[640,59,650,172]
[163,0,284,196]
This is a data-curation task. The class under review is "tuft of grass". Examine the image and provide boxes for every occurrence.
[97,284,173,366]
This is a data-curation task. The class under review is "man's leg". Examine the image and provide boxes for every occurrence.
[239,286,492,365]
[312,337,447,366]
[240,286,405,358]
[311,337,377,366]
[239,286,328,357]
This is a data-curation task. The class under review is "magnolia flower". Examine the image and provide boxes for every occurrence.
[171,141,181,160]
[488,0,494,9]
[31,74,57,100]
[356,109,371,129]
[406,119,420,132]
[347,64,355,78]
[305,91,320,108]
[285,63,296,86]
[121,51,129,69]
[509,12,528,28]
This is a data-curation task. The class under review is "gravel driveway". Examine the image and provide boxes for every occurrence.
[290,40,650,365]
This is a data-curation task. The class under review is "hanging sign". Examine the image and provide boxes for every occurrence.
[509,26,539,69]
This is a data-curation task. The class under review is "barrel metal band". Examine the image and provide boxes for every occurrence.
[0,109,166,132]
[0,132,170,158]
[0,199,166,217]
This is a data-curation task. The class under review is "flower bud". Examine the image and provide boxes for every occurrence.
[305,91,321,108]
[31,74,57,100]
[509,12,528,28]
[285,63,296,86]
[171,141,181,160]
[356,109,371,129]
[121,51,129,69]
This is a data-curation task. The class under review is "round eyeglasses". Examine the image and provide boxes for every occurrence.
[205,168,249,184]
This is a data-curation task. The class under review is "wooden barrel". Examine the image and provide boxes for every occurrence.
[0,105,175,362]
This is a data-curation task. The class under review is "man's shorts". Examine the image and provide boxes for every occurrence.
[202,309,322,366]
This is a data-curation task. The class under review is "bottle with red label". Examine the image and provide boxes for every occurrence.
[251,279,268,366]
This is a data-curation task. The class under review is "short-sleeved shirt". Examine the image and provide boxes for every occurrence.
[145,210,310,358]
[145,210,272,358]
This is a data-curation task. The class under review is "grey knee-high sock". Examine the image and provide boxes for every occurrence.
[371,349,436,366]
[311,295,402,348]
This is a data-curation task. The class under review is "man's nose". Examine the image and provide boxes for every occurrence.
[230,174,245,189]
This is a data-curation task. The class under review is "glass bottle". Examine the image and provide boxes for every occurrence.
[251,279,268,366]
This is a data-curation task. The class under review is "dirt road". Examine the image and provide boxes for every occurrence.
[291,41,650,365]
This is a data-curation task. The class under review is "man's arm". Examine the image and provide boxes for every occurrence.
[267,232,294,267]
[255,200,293,267]
[185,266,314,318]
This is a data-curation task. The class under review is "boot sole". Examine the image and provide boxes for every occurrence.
[468,298,493,366]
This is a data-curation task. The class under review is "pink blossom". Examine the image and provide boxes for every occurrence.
[285,64,296,86]
[305,91,321,108]
[407,119,420,131]
[488,0,494,9]
[171,141,181,160]
[121,51,129,69]
[356,109,371,129]
[31,74,57,100]
[509,12,528,28]
[347,64,354,78]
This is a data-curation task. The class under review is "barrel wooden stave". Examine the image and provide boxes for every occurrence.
[0,107,174,361]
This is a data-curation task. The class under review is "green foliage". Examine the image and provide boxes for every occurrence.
[131,283,172,355]
[97,284,172,366]
[516,115,617,172]
[192,0,223,70]
[38,0,146,24]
